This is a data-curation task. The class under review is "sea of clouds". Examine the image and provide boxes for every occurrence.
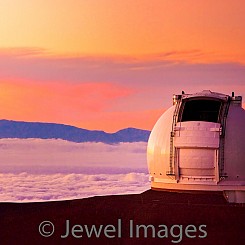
[0,139,149,202]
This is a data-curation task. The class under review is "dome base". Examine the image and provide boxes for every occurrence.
[223,190,245,203]
[151,181,245,203]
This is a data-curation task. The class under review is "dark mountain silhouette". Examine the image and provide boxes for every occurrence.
[0,120,150,143]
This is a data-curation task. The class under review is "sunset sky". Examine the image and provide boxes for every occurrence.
[0,0,245,132]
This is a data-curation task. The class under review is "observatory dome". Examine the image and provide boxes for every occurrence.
[147,90,245,203]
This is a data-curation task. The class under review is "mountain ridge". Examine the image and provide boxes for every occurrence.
[0,119,150,143]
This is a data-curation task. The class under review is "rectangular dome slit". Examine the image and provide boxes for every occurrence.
[180,99,222,123]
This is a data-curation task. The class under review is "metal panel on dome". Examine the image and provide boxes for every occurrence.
[178,148,217,182]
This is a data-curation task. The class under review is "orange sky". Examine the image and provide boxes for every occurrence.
[0,0,245,132]
[1,0,245,62]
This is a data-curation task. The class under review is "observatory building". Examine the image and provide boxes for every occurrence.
[147,90,245,203]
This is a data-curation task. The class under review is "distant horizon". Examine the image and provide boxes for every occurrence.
[0,118,151,134]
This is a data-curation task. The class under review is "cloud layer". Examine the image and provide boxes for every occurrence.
[0,139,149,202]
[0,172,149,202]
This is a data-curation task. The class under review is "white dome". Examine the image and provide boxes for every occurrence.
[147,90,245,203]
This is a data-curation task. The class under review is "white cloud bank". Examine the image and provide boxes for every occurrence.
[0,139,150,202]
[0,172,149,202]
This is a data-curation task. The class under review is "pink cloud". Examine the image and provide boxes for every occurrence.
[0,79,134,126]
[0,47,244,131]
